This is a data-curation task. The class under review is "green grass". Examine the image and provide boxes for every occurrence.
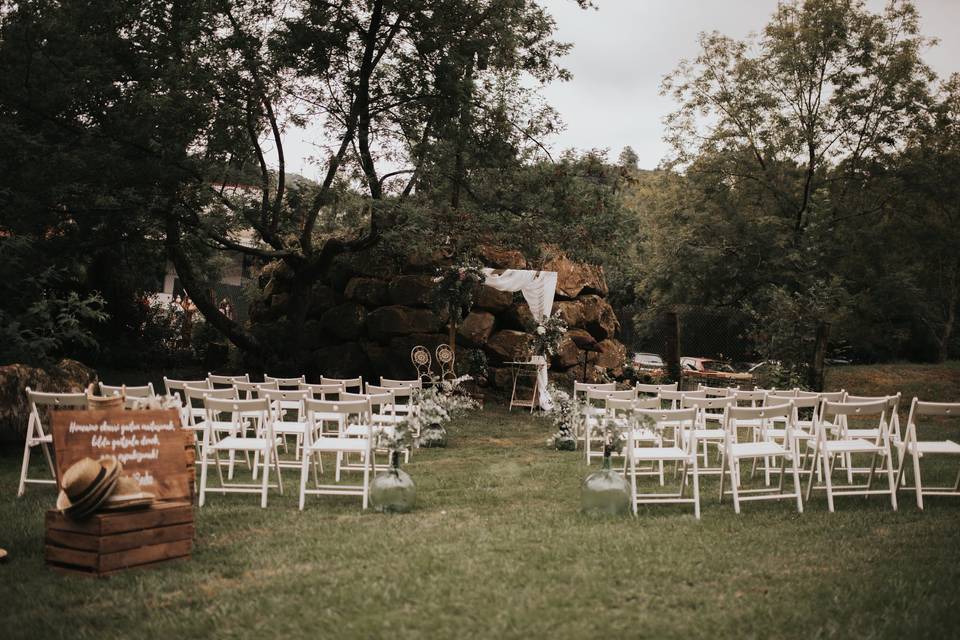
[1,365,959,639]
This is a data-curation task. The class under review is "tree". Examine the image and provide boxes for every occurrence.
[1,0,608,370]
[644,0,938,380]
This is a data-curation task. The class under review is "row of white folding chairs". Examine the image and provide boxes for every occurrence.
[193,380,423,509]
[595,395,960,517]
[196,396,377,508]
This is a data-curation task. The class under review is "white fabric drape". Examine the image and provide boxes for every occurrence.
[481,268,557,410]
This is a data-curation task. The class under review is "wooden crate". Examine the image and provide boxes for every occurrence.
[45,501,193,577]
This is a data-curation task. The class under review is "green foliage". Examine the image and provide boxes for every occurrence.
[430,262,486,325]
[0,237,107,366]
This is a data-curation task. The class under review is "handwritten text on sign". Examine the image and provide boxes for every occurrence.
[52,409,191,501]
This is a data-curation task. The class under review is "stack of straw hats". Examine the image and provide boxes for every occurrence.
[56,457,154,520]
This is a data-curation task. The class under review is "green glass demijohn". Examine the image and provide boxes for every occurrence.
[370,452,417,513]
[581,448,630,516]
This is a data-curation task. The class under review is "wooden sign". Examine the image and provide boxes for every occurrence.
[51,409,192,502]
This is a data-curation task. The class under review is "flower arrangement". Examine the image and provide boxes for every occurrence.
[528,312,568,358]
[545,385,580,451]
[409,379,480,448]
[430,261,486,325]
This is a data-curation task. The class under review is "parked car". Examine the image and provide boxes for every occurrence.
[680,357,753,384]
[633,352,665,369]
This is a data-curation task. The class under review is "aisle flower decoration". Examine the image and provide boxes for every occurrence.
[528,312,568,358]
[410,377,480,448]
[545,385,579,451]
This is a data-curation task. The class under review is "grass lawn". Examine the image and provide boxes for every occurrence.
[1,364,959,639]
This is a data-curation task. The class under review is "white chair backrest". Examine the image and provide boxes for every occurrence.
[260,388,309,414]
[163,378,208,397]
[26,387,88,409]
[380,377,423,389]
[634,407,699,448]
[208,373,250,387]
[698,385,735,397]
[100,382,155,397]
[635,382,678,395]
[819,390,846,403]
[724,402,793,432]
[305,398,372,434]
[186,386,235,404]
[263,374,305,388]
[906,399,960,441]
[573,382,616,401]
[321,376,363,393]
[299,382,343,399]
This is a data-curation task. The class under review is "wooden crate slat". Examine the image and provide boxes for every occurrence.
[45,544,99,570]
[98,538,193,572]
[46,523,194,554]
[46,502,192,536]
[49,554,190,578]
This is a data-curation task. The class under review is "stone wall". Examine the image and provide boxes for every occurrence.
[250,247,626,388]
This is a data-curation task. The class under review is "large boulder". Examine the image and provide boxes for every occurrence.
[502,302,535,332]
[478,245,527,269]
[344,277,390,307]
[457,311,496,347]
[366,306,443,342]
[543,253,609,299]
[320,302,367,341]
[473,285,513,313]
[595,339,627,375]
[579,295,619,341]
[551,335,582,370]
[0,359,98,443]
[315,342,371,379]
[388,275,435,307]
[486,330,532,362]
[553,300,583,328]
[306,283,340,320]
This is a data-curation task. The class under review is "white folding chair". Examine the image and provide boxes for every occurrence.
[624,406,701,519]
[260,388,311,466]
[805,400,898,512]
[583,388,636,464]
[184,386,237,468]
[609,396,665,483]
[198,397,282,508]
[896,399,960,509]
[679,396,733,475]
[299,398,374,510]
[321,376,363,393]
[18,388,88,496]
[837,394,902,481]
[574,383,617,441]
[164,377,208,425]
[719,402,804,514]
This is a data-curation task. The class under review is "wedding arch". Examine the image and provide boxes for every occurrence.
[481,268,557,410]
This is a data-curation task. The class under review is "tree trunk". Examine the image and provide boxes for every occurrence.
[935,302,955,364]
[808,321,830,391]
[165,214,265,358]
[664,311,682,385]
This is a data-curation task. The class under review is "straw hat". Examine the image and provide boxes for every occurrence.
[101,476,155,511]
[56,456,121,520]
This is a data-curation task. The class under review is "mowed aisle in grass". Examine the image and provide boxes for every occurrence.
[0,366,959,639]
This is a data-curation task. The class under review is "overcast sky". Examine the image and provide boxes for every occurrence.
[280,0,960,177]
